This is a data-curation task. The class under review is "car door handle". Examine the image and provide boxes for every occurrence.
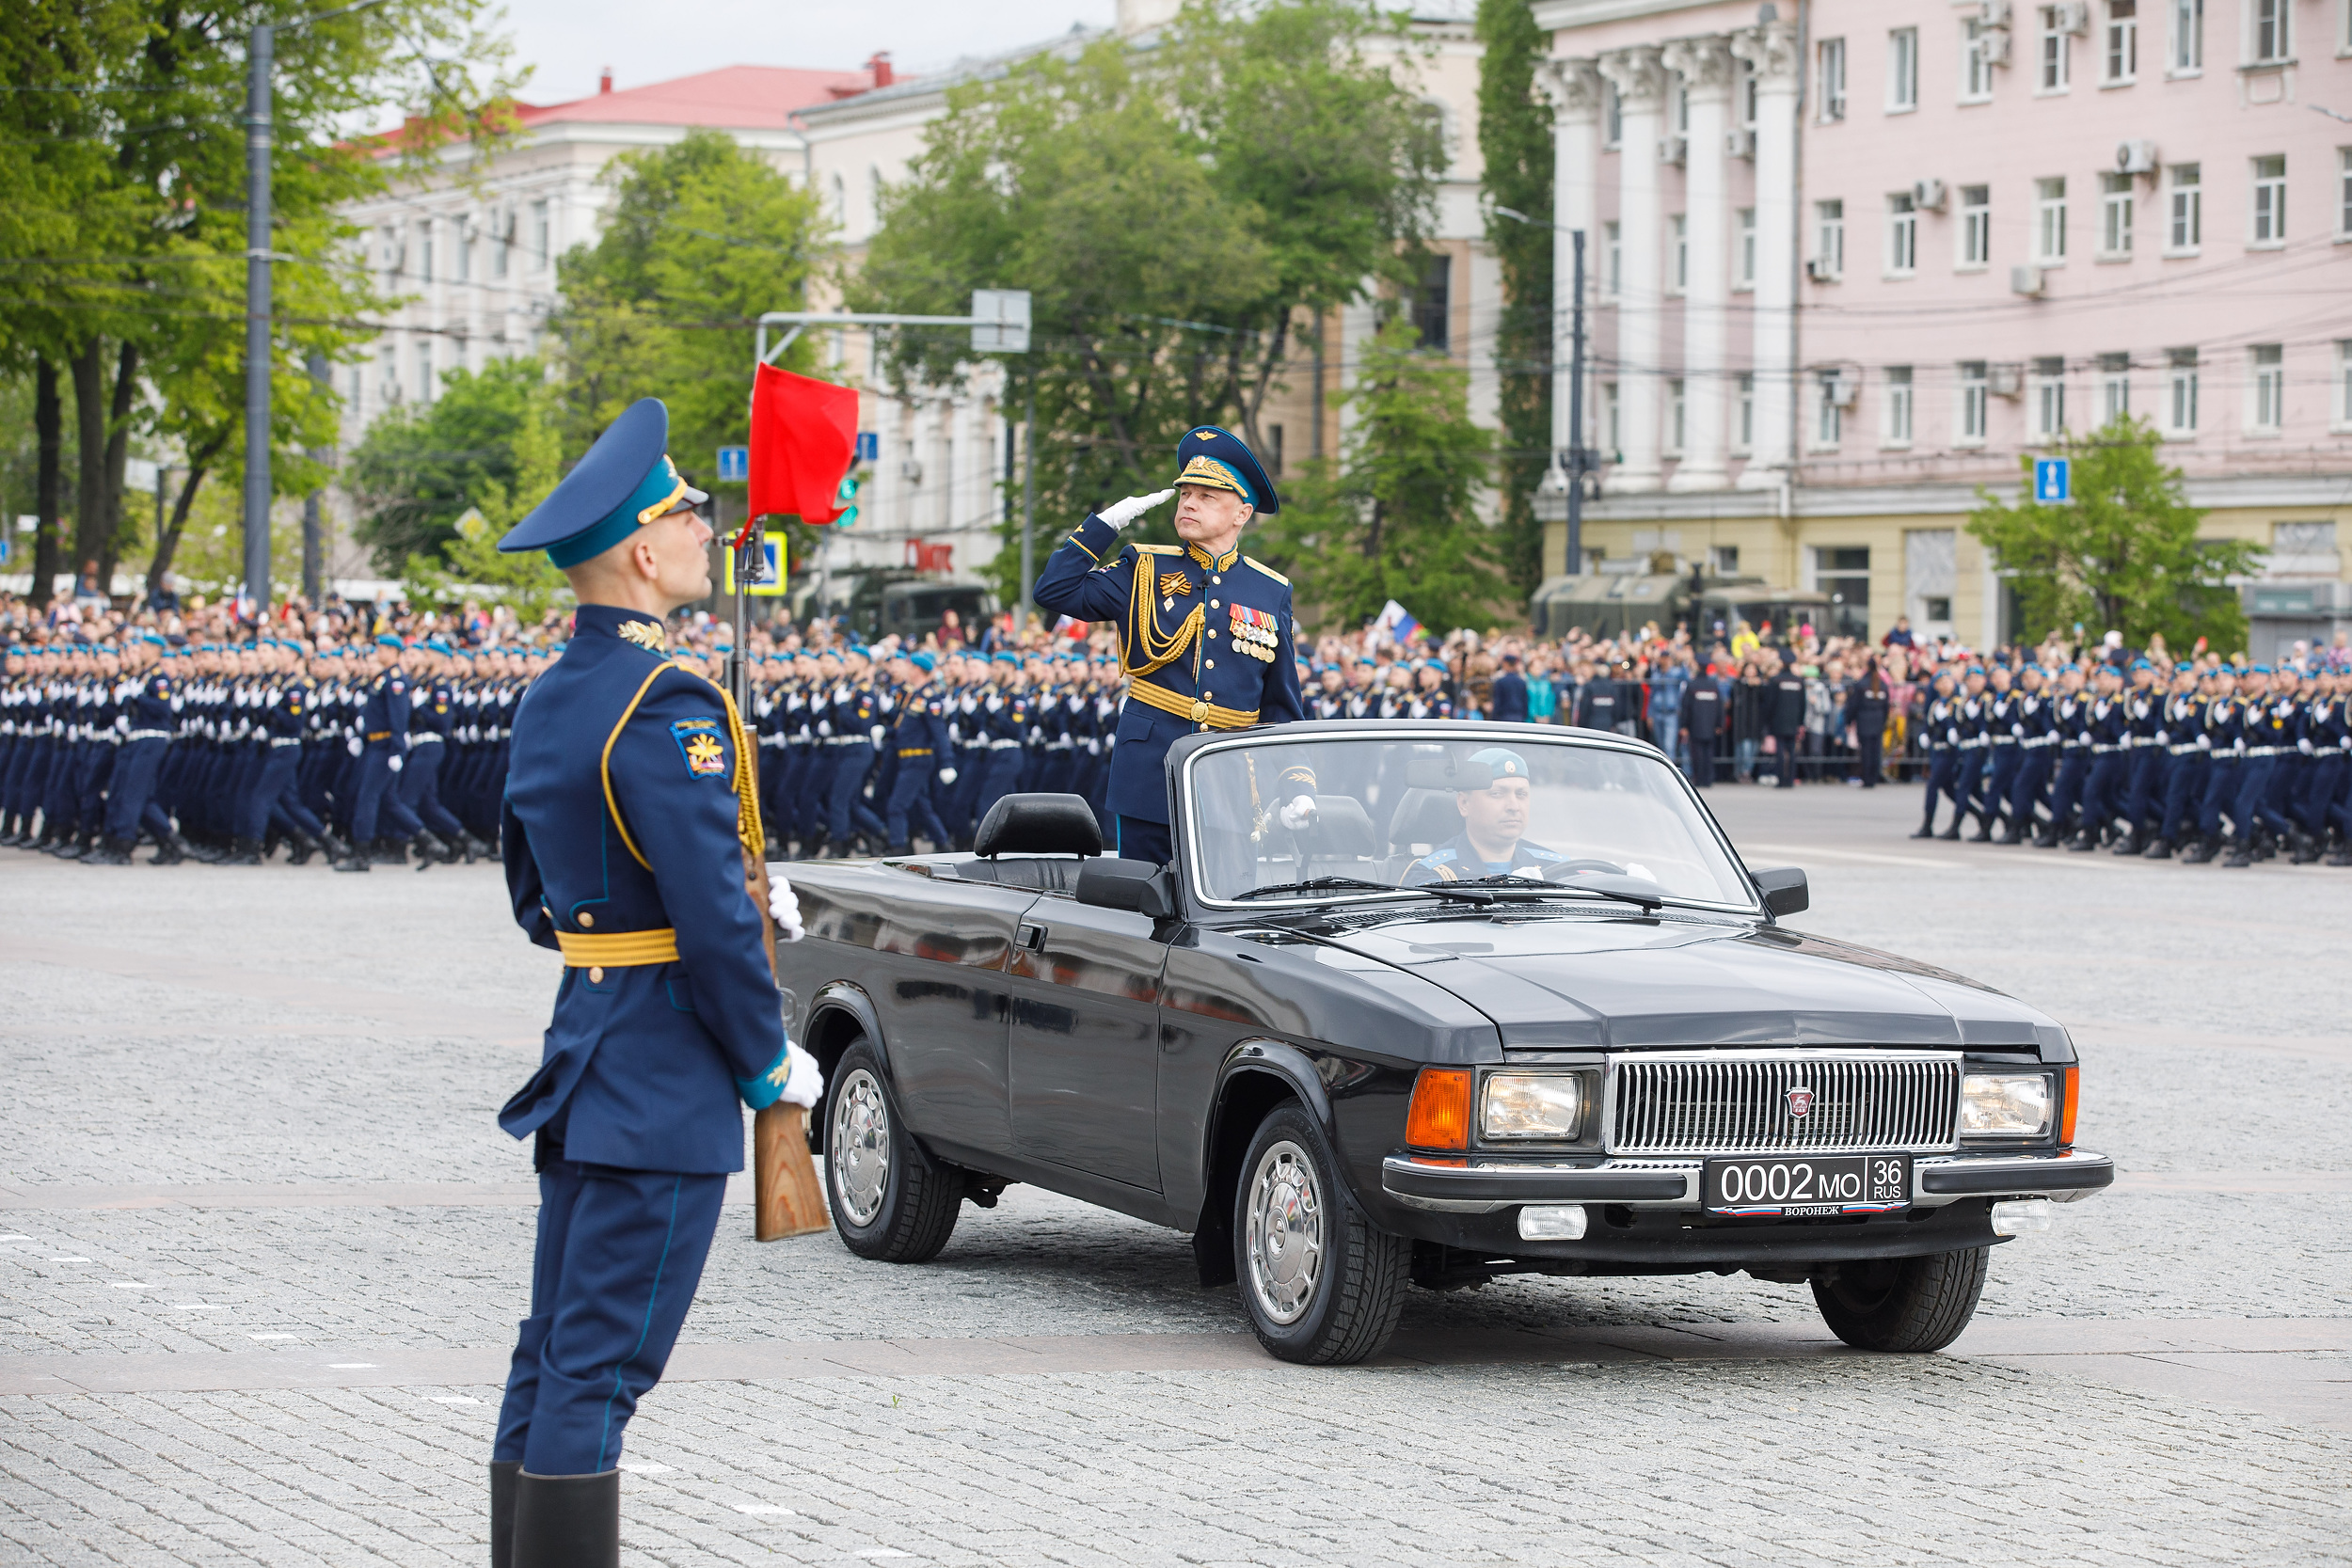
[1017,922,1046,952]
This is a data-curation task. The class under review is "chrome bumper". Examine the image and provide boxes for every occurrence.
[1382,1148,2115,1214]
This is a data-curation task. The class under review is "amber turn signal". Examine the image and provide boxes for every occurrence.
[2058,1065,2078,1147]
[1406,1067,1472,1151]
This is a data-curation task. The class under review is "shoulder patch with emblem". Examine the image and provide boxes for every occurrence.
[671,717,729,779]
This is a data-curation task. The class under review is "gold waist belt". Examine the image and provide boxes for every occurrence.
[1124,679,1259,731]
[554,928,680,968]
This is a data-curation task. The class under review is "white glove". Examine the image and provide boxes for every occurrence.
[938,767,957,785]
[1278,795,1317,832]
[779,1040,824,1110]
[767,874,804,942]
[346,735,362,756]
[387,754,404,773]
[1098,488,1174,531]
[816,720,832,736]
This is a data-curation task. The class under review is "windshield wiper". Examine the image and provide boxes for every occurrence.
[1443,875,1665,912]
[1233,876,1499,905]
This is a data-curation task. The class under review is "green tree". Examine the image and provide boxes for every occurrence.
[400,386,569,620]
[1966,416,2262,651]
[1476,0,1552,598]
[854,1,1442,604]
[551,129,825,485]
[1258,316,1498,633]
[347,355,557,568]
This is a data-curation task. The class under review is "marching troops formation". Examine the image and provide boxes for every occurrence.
[0,636,526,871]
[1913,658,2352,867]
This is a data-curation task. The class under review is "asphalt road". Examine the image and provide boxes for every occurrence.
[3,782,2346,1566]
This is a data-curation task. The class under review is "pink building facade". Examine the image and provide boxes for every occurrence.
[1533,0,2352,654]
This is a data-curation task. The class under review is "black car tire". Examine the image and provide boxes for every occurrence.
[1232,1102,1409,1366]
[1811,1245,1989,1353]
[824,1039,961,1264]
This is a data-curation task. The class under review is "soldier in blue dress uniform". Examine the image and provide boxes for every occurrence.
[1032,425,1313,866]
[487,397,822,1568]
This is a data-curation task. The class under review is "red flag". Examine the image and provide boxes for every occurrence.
[748,363,858,525]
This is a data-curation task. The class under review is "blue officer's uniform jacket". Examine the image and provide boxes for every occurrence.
[1033,515,1307,823]
[497,604,787,1175]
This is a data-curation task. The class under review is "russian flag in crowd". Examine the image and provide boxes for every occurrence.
[1375,599,1422,648]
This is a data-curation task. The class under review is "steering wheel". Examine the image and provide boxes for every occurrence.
[1545,858,1629,879]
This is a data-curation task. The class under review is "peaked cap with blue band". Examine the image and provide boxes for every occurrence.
[1171,425,1279,515]
[498,398,707,568]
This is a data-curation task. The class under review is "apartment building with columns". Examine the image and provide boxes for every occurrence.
[1531,0,2352,653]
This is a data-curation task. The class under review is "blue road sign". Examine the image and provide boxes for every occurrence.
[716,445,750,483]
[855,431,879,463]
[2034,457,2071,503]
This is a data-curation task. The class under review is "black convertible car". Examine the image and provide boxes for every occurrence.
[772,721,2112,1365]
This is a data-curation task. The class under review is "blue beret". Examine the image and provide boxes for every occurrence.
[2252,663,2272,674]
[993,651,1019,664]
[374,634,403,650]
[910,651,935,673]
[425,637,453,654]
[1468,746,1531,780]
[1172,425,1279,515]
[498,399,707,567]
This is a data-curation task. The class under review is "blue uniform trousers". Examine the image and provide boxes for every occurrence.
[350,745,423,843]
[945,745,988,841]
[826,742,885,846]
[397,740,467,840]
[2235,755,2291,838]
[883,753,947,849]
[2009,746,2053,829]
[2159,754,2206,841]
[1983,743,2021,825]
[2122,748,2164,831]
[103,737,175,844]
[2300,753,2346,834]
[1116,814,1172,866]
[2045,749,2090,832]
[494,1146,725,1477]
[1952,749,1988,827]
[73,742,114,833]
[796,747,839,844]
[2196,758,2241,838]
[237,746,324,842]
[1920,749,1959,826]
[2081,753,2127,836]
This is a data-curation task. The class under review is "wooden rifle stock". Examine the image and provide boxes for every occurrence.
[744,849,829,1241]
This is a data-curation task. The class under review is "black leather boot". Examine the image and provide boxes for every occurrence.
[85,837,135,866]
[2222,836,2255,868]
[150,830,190,866]
[458,830,493,863]
[412,829,452,867]
[220,837,262,866]
[489,1460,521,1568]
[511,1468,619,1568]
[2142,837,2172,860]
[319,828,352,863]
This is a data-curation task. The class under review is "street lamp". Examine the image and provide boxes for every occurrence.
[1492,205,1597,581]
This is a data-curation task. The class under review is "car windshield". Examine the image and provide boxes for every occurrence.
[1180,732,1755,910]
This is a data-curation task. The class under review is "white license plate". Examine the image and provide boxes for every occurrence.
[1703,1154,1911,1215]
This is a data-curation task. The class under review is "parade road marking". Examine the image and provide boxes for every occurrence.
[424,1395,479,1403]
[734,1504,795,1516]
[620,1463,674,1475]
[1739,842,1962,869]
[50,1257,89,1263]
[247,1333,297,1341]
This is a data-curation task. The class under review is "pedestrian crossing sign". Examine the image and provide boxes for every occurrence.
[2034,457,2071,503]
[723,536,787,596]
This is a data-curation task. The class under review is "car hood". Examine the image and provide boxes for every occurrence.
[1307,910,2062,1054]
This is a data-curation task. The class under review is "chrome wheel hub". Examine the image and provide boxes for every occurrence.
[830,1068,891,1227]
[1246,1139,1324,1326]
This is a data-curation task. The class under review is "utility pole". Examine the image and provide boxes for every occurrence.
[1565,228,1588,578]
[241,21,274,620]
[303,349,328,607]
[1018,379,1038,636]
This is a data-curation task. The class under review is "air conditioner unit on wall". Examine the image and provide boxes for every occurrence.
[2116,139,2158,175]
[1805,257,1839,282]
[1913,179,1949,212]
[1979,0,2011,25]
[1725,128,1756,159]
[2054,1,2090,35]
[1981,26,2012,64]
[899,458,923,484]
[1825,372,1860,408]
[1989,363,2026,397]
[2010,264,2046,297]
[1659,134,1688,166]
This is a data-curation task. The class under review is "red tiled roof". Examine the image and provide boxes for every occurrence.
[514,64,882,133]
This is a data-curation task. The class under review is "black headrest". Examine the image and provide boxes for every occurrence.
[1295,794,1376,861]
[975,793,1104,860]
[1388,787,1463,852]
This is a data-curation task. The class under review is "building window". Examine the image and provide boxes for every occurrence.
[2101,172,2135,254]
[2251,0,2289,61]
[2100,352,2132,421]
[1667,379,1687,455]
[1886,193,1918,274]
[347,361,362,410]
[1959,360,1990,443]
[1713,545,1741,575]
[2039,6,2072,89]
[415,337,434,404]
[1601,381,1621,455]
[379,341,399,404]
[1740,62,1758,130]
[1736,372,1756,451]
[2170,0,2203,70]
[1603,221,1622,300]
[2032,356,2067,436]
[1816,199,1846,277]
[531,199,550,271]
[2167,164,2202,249]
[1818,37,1848,120]
[1963,19,1997,100]
[491,208,509,278]
[2105,1,2138,79]
[454,216,471,282]
[2337,341,2352,427]
[1670,214,1689,293]
[1816,370,1845,448]
[1603,79,1622,148]
[2036,177,2068,261]
[417,221,433,285]
[1815,546,1871,641]
[1885,366,1915,445]
[2250,344,2284,431]
[2251,154,2287,243]
[2167,347,2200,434]
[1413,253,1451,351]
[1961,184,1992,266]
[1888,27,1919,109]
[1737,208,1757,287]
[2340,149,2352,236]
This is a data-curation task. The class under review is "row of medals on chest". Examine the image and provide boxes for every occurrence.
[1163,575,1277,664]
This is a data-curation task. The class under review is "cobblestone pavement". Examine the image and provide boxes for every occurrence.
[3,783,2347,1566]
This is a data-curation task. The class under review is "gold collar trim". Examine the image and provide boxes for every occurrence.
[1185,544,1240,572]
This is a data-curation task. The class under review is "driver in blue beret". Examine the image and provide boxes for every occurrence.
[1032,425,1313,867]
[1402,746,1570,884]
[485,397,821,1568]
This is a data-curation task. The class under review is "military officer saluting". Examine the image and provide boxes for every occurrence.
[487,398,821,1567]
[1032,426,1311,866]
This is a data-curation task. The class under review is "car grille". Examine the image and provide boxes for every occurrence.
[1609,1052,1961,1155]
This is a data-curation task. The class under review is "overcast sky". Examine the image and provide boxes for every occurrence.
[496,0,1120,104]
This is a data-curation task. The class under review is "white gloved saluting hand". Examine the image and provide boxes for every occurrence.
[1098,488,1175,531]
[767,873,804,942]
[1278,795,1318,832]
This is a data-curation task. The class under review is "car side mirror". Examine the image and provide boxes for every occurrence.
[1075,857,1176,919]
[1752,865,1808,919]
